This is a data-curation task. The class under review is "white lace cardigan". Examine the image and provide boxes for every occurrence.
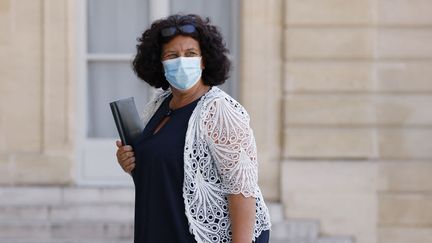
[139,86,271,243]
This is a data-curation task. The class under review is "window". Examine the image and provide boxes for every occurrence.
[76,0,239,185]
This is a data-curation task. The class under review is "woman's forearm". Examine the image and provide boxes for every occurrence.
[227,194,256,243]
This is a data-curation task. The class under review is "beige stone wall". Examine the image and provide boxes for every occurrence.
[281,0,432,243]
[240,0,283,202]
[0,0,74,185]
[1,1,431,243]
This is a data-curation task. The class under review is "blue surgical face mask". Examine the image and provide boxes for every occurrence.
[162,57,202,91]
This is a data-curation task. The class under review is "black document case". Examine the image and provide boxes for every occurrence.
[109,97,144,146]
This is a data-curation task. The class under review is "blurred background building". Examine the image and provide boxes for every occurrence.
[1,0,431,243]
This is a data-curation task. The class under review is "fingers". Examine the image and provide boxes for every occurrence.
[116,140,133,152]
[120,151,134,161]
[121,156,135,167]
[115,141,136,174]
[125,162,136,173]
[117,151,134,164]
[116,140,133,151]
[122,157,136,173]
[117,150,128,159]
[116,145,133,158]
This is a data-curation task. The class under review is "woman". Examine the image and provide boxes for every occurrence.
[116,14,271,243]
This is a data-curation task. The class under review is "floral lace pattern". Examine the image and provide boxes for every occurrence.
[140,87,271,243]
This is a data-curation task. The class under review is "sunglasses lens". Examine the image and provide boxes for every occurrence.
[160,27,176,37]
[161,24,197,37]
[179,24,196,33]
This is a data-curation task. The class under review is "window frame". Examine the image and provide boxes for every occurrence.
[75,0,239,186]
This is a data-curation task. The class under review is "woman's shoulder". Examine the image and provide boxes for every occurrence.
[140,88,171,122]
[200,86,250,121]
[202,86,236,105]
[151,88,172,104]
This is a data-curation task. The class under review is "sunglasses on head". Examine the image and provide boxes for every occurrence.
[160,24,197,38]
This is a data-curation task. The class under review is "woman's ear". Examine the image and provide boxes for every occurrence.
[201,59,205,69]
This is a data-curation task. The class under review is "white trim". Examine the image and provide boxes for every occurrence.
[149,0,169,21]
[74,0,87,186]
[78,138,133,187]
[75,0,171,186]
[75,0,167,186]
[87,53,135,62]
[147,0,171,98]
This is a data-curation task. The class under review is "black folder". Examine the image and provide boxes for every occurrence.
[110,97,144,146]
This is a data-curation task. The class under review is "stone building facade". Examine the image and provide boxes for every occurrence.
[1,0,431,243]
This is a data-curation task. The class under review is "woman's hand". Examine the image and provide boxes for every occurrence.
[115,140,136,175]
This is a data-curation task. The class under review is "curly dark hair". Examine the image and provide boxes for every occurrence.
[132,14,231,90]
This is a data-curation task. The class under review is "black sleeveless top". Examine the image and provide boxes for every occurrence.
[131,94,270,243]
[132,94,198,243]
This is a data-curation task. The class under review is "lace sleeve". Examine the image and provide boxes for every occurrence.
[203,96,259,198]
[140,89,171,126]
